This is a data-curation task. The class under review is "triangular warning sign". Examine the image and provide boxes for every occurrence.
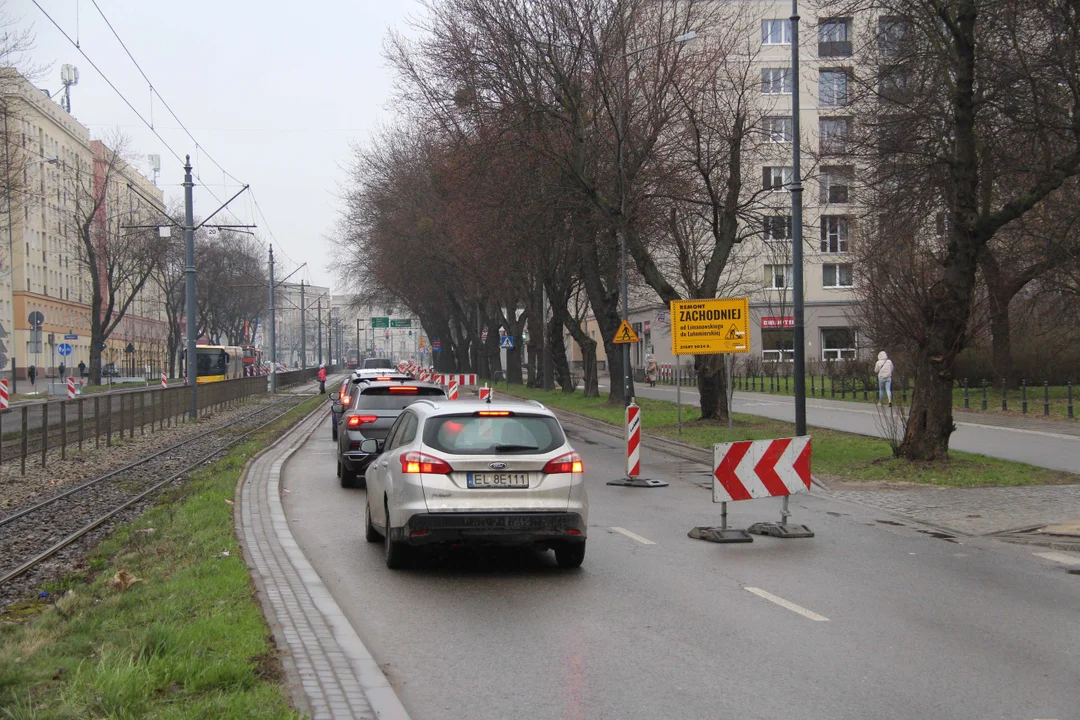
[725,324,740,340]
[613,319,640,344]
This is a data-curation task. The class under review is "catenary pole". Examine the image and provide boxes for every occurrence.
[183,156,198,417]
[300,280,306,369]
[790,0,807,438]
[268,246,277,392]
[317,299,323,365]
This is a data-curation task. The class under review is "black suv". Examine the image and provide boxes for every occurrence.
[334,381,446,488]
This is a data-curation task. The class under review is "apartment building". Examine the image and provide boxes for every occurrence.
[1,74,168,382]
[566,3,866,375]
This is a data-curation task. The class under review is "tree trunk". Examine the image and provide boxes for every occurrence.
[557,308,599,398]
[695,354,729,421]
[899,352,954,461]
[548,315,573,392]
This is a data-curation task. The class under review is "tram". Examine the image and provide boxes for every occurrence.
[193,345,245,383]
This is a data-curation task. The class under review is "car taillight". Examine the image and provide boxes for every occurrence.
[388,386,419,394]
[341,395,352,407]
[346,415,378,428]
[476,410,512,416]
[400,451,453,474]
[543,452,583,474]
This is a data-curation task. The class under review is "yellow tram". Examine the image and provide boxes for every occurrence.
[194,345,245,383]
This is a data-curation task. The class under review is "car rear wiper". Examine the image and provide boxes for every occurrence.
[493,444,539,452]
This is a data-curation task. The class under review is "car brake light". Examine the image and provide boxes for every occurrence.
[376,376,393,381]
[346,415,378,427]
[543,452,583,474]
[400,451,453,474]
[341,395,352,407]
[476,410,512,416]
[388,386,419,394]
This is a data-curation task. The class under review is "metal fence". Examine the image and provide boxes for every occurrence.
[0,375,269,475]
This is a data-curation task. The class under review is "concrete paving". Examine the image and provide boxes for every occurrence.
[626,384,1080,474]
[280,411,1080,720]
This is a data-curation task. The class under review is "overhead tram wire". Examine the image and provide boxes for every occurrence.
[33,0,254,233]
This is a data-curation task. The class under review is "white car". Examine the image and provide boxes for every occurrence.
[360,399,588,569]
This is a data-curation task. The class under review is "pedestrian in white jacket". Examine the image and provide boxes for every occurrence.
[875,351,894,406]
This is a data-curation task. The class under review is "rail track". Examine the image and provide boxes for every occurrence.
[0,393,324,606]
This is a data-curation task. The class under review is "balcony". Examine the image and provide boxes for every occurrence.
[818,41,852,58]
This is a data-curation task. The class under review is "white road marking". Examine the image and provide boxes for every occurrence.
[744,587,830,622]
[609,527,656,545]
[1032,551,1080,567]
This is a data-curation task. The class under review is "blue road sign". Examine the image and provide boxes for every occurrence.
[500,335,515,349]
[58,343,72,356]
[64,334,78,340]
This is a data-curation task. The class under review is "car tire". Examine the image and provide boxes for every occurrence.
[384,500,410,569]
[554,541,586,569]
[340,464,357,488]
[336,459,342,478]
[365,502,381,542]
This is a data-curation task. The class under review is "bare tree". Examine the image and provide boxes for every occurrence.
[828,0,1080,460]
[66,135,167,384]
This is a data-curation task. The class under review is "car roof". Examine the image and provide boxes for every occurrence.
[353,368,409,378]
[409,398,555,417]
[357,380,445,392]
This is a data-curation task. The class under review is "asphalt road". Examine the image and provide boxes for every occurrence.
[627,384,1080,474]
[282,413,1080,720]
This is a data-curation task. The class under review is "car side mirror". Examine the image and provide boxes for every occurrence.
[332,403,343,413]
[359,439,382,454]
[330,392,340,400]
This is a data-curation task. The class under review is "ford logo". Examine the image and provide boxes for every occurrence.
[489,461,508,470]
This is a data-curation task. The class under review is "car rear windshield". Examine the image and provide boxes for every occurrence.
[423,414,565,455]
[355,386,444,410]
[363,359,395,368]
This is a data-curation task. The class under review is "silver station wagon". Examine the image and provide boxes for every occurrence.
[360,398,589,569]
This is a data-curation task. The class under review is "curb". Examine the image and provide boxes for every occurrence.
[235,396,411,720]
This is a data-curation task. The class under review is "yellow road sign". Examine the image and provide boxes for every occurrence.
[613,319,640,344]
[670,297,750,355]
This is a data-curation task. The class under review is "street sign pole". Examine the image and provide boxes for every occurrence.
[790,0,806,439]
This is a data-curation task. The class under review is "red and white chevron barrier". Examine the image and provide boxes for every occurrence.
[161,371,167,389]
[479,385,492,401]
[713,437,812,502]
[626,402,641,477]
[0,379,8,408]
[447,381,459,400]
[67,377,75,399]
[419,370,431,382]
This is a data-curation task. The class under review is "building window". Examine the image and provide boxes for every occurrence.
[820,216,850,252]
[821,327,857,359]
[765,264,793,289]
[819,117,851,154]
[819,70,850,107]
[762,19,792,45]
[763,116,793,143]
[761,67,793,94]
[819,166,853,203]
[818,18,852,57]
[822,263,854,288]
[762,329,795,362]
[763,166,794,190]
[763,215,793,241]
[878,17,910,56]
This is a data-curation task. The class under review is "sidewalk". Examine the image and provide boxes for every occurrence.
[236,400,409,720]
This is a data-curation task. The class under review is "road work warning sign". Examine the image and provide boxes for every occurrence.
[670,297,750,355]
[613,319,640,344]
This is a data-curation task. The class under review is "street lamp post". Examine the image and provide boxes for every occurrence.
[790,1,807,438]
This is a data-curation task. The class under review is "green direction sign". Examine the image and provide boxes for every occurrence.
[390,319,412,328]
[371,317,390,328]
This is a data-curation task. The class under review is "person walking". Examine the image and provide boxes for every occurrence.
[28,364,37,388]
[78,361,86,378]
[875,351,894,406]
[317,363,327,394]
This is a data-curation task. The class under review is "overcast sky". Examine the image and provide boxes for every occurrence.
[13,0,423,290]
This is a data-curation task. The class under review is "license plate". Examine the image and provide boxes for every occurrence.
[467,472,530,489]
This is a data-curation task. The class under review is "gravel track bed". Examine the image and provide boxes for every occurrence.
[0,394,317,609]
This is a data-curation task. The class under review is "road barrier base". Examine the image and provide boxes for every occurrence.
[606,477,669,488]
[747,521,814,539]
[688,526,753,543]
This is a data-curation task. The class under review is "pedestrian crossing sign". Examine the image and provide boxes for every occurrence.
[613,319,640,344]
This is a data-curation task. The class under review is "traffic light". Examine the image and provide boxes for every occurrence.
[408,330,413,337]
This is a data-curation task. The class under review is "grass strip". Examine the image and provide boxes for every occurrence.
[501,386,1076,488]
[0,394,326,719]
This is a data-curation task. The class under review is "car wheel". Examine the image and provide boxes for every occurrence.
[384,500,410,569]
[365,502,381,542]
[340,464,357,488]
[554,541,586,569]
[336,459,341,478]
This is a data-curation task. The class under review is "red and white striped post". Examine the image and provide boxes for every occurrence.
[447,381,459,400]
[161,371,167,389]
[0,379,8,408]
[67,377,75,399]
[607,400,668,487]
[479,384,492,402]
